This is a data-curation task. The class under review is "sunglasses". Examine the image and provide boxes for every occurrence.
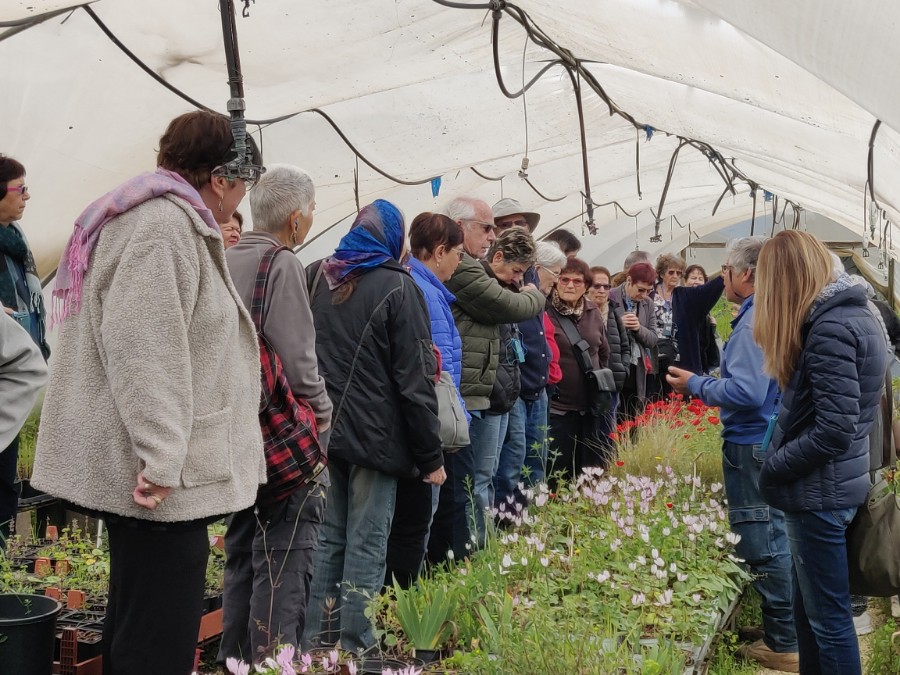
[666,269,683,277]
[497,218,528,229]
[592,283,611,290]
[633,285,653,294]
[5,185,28,196]
[558,276,584,287]
[465,219,496,234]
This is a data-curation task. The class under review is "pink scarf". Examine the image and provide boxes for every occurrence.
[53,168,219,324]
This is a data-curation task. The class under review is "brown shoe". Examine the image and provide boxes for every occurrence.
[737,625,765,642]
[736,640,800,673]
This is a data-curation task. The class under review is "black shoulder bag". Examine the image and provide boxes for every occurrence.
[556,314,616,417]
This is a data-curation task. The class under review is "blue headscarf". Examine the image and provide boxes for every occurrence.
[321,199,405,289]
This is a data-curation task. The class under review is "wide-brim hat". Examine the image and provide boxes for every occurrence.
[492,198,540,233]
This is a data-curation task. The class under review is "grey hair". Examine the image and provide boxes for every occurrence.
[726,236,767,276]
[249,164,315,233]
[535,241,567,269]
[623,249,650,269]
[443,196,478,224]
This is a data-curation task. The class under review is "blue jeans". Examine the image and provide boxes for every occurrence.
[493,398,527,514]
[302,456,397,653]
[471,411,506,548]
[721,441,797,653]
[785,508,860,675]
[521,391,550,488]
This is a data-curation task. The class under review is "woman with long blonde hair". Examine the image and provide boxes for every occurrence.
[754,230,888,674]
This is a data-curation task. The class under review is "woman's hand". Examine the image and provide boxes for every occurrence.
[623,312,640,331]
[132,470,172,510]
[423,466,447,486]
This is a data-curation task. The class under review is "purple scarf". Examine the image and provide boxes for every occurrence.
[53,168,219,324]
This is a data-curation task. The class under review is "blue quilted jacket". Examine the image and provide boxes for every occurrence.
[760,284,888,512]
[408,257,463,388]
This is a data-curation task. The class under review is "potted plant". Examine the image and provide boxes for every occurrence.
[391,579,456,664]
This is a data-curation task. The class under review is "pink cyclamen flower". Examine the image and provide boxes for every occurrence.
[276,644,295,670]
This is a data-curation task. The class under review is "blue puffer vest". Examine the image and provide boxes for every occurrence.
[408,257,463,388]
[759,284,889,512]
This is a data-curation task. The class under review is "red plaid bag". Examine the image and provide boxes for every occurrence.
[251,246,325,507]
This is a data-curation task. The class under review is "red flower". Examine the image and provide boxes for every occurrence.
[666,502,674,509]
[707,416,720,425]
[683,434,691,440]
[696,426,706,433]
[615,460,625,467]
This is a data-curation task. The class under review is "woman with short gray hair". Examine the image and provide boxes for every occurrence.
[219,164,332,661]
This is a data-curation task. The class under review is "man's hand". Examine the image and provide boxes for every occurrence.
[665,366,694,395]
[1,305,14,316]
[423,466,447,486]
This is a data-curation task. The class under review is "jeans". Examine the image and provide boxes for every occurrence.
[470,411,506,549]
[493,398,527,516]
[219,480,327,662]
[521,391,550,489]
[721,441,797,653]
[785,508,860,675]
[302,457,397,653]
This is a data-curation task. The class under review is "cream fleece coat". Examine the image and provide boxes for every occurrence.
[33,195,266,521]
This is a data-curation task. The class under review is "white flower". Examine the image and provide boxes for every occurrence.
[691,593,702,603]
[628,562,638,571]
[710,482,723,493]
[715,537,725,548]
[540,556,549,567]
[651,548,659,559]
[662,527,671,536]
[520,556,528,566]
[654,569,667,580]
[677,572,688,582]
[656,589,673,606]
[535,493,548,507]
[669,563,678,573]
[725,531,742,545]
[501,554,513,568]
[636,555,647,566]
[597,570,611,582]
[631,592,646,606]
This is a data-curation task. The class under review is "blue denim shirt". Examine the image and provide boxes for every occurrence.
[687,295,778,444]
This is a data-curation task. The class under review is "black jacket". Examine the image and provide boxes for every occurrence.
[605,299,632,392]
[309,260,443,478]
[760,285,888,512]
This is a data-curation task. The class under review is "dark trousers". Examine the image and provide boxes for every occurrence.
[547,411,606,488]
[102,518,209,675]
[219,480,326,662]
[427,444,475,565]
[386,475,434,588]
[618,366,645,424]
[0,435,19,548]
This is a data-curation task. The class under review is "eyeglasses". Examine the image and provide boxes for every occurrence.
[633,285,653,295]
[592,283,611,290]
[453,247,465,260]
[465,219,496,234]
[538,265,560,280]
[666,269,683,277]
[5,185,28,196]
[558,276,584,287]
[721,264,732,276]
[497,218,528,229]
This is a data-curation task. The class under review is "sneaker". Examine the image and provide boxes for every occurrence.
[853,610,874,636]
[892,595,900,618]
[736,640,800,673]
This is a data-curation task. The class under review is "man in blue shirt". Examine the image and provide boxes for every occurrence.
[667,237,798,673]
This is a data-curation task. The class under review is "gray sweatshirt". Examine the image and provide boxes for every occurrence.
[0,312,46,450]
[225,232,332,431]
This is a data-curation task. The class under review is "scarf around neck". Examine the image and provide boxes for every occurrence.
[53,167,220,324]
[0,222,45,326]
[550,287,585,319]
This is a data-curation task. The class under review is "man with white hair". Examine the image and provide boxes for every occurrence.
[219,164,331,661]
[667,237,798,672]
[428,196,544,562]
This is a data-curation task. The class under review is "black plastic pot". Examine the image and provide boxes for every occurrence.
[358,656,425,674]
[0,593,63,675]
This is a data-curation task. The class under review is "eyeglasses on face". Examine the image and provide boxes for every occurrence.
[592,283,611,290]
[633,284,653,294]
[465,219,496,234]
[721,264,732,275]
[666,269,683,277]
[538,265,560,280]
[497,218,528,229]
[558,276,584,287]
[5,185,28,196]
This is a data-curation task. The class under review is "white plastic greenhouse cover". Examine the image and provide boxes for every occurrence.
[3,0,900,275]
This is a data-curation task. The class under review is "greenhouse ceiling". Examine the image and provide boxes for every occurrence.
[3,0,900,273]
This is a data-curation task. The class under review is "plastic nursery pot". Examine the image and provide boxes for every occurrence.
[358,656,425,675]
[0,593,63,675]
[413,648,442,664]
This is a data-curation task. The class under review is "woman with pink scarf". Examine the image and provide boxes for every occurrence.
[33,111,267,675]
